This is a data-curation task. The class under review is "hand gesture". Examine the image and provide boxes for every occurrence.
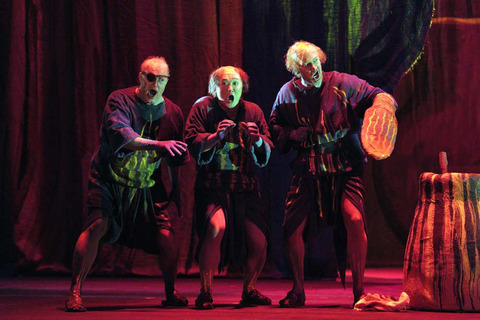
[240,121,261,143]
[290,127,309,142]
[157,140,187,157]
[216,119,236,140]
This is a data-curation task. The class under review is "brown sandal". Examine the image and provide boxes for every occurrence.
[65,292,86,312]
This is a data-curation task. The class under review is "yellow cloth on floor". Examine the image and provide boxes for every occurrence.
[354,292,410,311]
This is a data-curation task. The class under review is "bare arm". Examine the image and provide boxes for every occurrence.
[125,137,187,157]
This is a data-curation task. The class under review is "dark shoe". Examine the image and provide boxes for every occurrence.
[240,289,272,306]
[195,292,214,309]
[353,291,366,308]
[65,292,86,312]
[279,290,305,308]
[162,289,189,307]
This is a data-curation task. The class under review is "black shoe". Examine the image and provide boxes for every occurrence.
[195,292,214,309]
[279,290,305,308]
[161,289,189,307]
[240,289,272,306]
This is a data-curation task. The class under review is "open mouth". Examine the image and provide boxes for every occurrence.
[227,95,234,103]
[147,89,157,98]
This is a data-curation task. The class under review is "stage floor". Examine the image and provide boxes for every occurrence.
[1,267,478,320]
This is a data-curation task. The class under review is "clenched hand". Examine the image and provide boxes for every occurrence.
[240,121,261,143]
[216,119,236,140]
[290,127,309,142]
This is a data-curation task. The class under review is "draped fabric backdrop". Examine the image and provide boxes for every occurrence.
[2,0,478,279]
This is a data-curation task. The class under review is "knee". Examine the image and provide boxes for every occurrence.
[206,219,225,240]
[158,228,175,245]
[250,238,267,257]
[345,215,366,239]
[86,218,108,238]
[157,229,177,254]
[345,213,363,226]
[283,231,301,248]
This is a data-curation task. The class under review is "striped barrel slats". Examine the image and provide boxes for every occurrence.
[403,172,480,311]
[360,105,398,160]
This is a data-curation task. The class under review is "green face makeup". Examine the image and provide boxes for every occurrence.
[216,68,243,109]
[299,50,323,88]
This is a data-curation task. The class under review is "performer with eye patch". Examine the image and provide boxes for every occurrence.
[185,66,274,309]
[65,56,190,312]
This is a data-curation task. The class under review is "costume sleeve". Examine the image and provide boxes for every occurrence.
[251,106,273,167]
[343,74,393,117]
[104,93,139,155]
[164,105,191,167]
[185,102,216,165]
[269,94,295,154]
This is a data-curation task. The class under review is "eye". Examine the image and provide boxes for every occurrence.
[232,81,239,86]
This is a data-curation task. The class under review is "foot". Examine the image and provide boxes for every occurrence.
[65,292,86,312]
[279,290,305,308]
[353,291,366,307]
[161,289,189,307]
[195,292,214,309]
[240,289,272,306]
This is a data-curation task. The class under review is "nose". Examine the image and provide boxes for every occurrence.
[227,84,234,92]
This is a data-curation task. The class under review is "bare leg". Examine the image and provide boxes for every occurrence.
[66,217,109,312]
[243,220,267,293]
[341,195,367,304]
[196,209,225,308]
[285,217,307,295]
[240,220,271,305]
[279,217,307,307]
[157,228,188,306]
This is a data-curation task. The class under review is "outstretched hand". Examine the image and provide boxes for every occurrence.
[240,121,261,143]
[216,119,236,140]
[157,140,187,157]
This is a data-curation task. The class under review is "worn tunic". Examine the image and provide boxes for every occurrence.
[185,96,273,270]
[269,72,391,283]
[270,71,385,176]
[186,96,273,191]
[86,87,189,253]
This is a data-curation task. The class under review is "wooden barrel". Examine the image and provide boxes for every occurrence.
[403,172,480,311]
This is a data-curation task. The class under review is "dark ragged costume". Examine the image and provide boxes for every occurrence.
[185,96,273,271]
[86,87,189,254]
[269,71,393,284]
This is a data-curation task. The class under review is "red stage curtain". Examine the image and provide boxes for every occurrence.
[3,0,476,278]
[1,0,243,276]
